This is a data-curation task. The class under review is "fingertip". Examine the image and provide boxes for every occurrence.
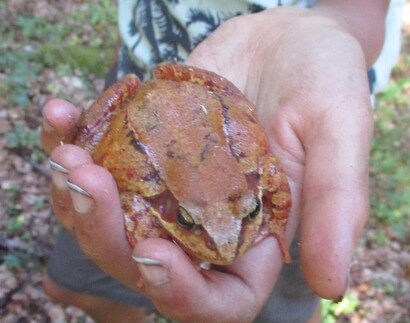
[132,238,207,317]
[49,145,94,230]
[43,99,81,133]
[300,235,350,300]
[132,238,202,286]
[49,145,93,191]
[41,99,81,151]
[299,193,368,300]
[67,164,119,214]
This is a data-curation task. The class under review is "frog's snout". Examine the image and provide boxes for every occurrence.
[202,214,242,264]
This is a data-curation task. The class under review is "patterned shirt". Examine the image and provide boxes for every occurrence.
[118,0,405,93]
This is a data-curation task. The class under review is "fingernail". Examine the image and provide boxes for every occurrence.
[132,256,170,286]
[67,180,94,214]
[49,159,69,189]
[42,117,55,133]
[335,274,350,303]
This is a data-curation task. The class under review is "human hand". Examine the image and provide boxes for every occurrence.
[185,5,374,301]
[42,6,376,322]
[42,103,285,322]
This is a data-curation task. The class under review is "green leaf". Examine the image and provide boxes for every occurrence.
[3,254,24,269]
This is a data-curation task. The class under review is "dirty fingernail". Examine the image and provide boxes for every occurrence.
[132,256,170,286]
[336,274,350,303]
[67,180,94,214]
[49,159,69,189]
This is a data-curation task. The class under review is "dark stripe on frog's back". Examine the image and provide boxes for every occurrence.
[129,131,148,153]
[214,92,246,162]
[210,87,269,174]
[127,130,164,187]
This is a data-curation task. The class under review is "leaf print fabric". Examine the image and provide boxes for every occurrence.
[118,0,404,94]
[118,0,316,80]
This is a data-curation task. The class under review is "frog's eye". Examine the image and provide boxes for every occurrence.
[177,206,197,230]
[247,198,261,220]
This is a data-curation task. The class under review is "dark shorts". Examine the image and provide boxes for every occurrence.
[47,228,318,322]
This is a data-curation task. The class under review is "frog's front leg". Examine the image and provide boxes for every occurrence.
[260,155,292,264]
[120,192,170,246]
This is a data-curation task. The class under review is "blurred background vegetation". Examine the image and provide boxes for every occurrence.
[0,0,409,321]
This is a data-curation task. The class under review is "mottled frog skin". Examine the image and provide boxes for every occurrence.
[75,64,291,265]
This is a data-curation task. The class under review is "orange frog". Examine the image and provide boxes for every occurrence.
[75,64,291,266]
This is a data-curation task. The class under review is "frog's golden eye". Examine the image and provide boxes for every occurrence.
[177,206,197,230]
[247,197,261,220]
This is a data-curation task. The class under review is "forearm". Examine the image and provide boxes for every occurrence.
[313,0,390,67]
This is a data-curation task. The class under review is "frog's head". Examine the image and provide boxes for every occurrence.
[176,190,263,264]
[154,148,264,265]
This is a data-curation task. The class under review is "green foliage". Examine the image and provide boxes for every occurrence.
[366,229,390,246]
[378,77,410,105]
[370,75,410,243]
[0,47,41,108]
[74,0,118,37]
[36,44,115,77]
[3,254,24,269]
[322,293,360,323]
[1,0,119,276]
[373,280,398,296]
[6,215,25,233]
[5,123,45,163]
[157,318,179,323]
[14,15,68,43]
[0,1,118,110]
[2,246,33,269]
[5,123,39,150]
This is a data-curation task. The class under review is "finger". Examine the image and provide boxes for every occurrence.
[49,144,93,231]
[133,237,283,322]
[66,164,138,288]
[41,99,81,153]
[300,108,373,300]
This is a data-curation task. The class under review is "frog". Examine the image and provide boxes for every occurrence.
[75,63,291,266]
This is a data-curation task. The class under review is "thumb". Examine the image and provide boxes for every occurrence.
[132,237,284,323]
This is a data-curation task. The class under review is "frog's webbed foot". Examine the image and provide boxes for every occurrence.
[260,155,292,264]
